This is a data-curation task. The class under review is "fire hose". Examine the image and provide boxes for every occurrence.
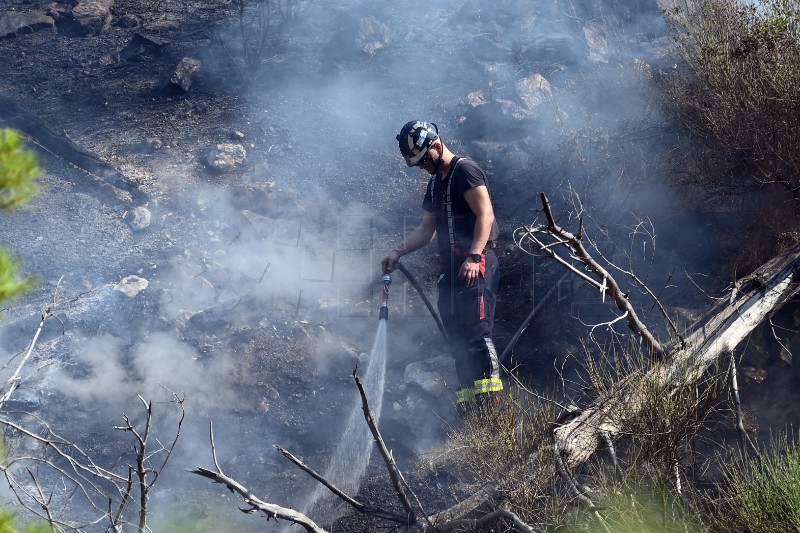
[384,263,566,364]
[378,263,447,340]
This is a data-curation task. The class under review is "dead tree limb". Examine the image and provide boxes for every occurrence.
[353,369,420,525]
[112,392,185,533]
[191,466,329,533]
[553,241,800,469]
[0,276,63,408]
[536,192,665,355]
[273,445,406,523]
[1,391,183,531]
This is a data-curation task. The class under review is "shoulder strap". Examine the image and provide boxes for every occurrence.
[443,157,463,250]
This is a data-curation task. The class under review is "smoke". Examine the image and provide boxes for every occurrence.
[0,0,704,529]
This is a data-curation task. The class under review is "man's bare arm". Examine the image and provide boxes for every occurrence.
[463,185,495,254]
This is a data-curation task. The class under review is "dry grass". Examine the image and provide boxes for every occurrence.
[660,0,800,203]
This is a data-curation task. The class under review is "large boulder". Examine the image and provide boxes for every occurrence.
[71,0,114,35]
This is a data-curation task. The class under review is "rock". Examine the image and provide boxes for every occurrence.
[98,52,120,66]
[164,57,201,94]
[356,15,394,55]
[404,355,459,398]
[205,143,246,172]
[467,90,489,107]
[71,0,114,36]
[583,18,612,63]
[121,32,168,61]
[114,13,139,28]
[516,73,554,110]
[126,205,152,231]
[114,275,148,298]
[741,366,768,384]
[0,11,55,39]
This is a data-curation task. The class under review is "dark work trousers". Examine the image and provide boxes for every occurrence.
[437,250,502,403]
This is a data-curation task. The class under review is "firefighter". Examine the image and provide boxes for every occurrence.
[381,120,502,407]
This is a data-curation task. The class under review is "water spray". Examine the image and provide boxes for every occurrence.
[378,273,391,321]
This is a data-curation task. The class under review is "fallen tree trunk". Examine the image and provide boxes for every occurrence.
[554,241,800,468]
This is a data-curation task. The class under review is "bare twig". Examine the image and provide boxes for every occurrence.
[730,354,759,457]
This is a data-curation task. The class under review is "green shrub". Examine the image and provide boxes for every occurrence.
[0,129,39,303]
[0,129,40,210]
[561,475,708,533]
[716,431,800,533]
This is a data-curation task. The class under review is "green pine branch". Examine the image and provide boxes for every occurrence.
[0,128,41,303]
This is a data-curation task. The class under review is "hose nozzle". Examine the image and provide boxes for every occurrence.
[379,273,392,320]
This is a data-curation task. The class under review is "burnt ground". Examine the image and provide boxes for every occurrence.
[0,0,577,528]
[2,0,800,530]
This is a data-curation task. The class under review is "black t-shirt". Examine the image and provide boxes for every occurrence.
[422,157,500,257]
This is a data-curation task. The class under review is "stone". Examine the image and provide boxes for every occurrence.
[583,18,612,63]
[516,73,554,110]
[0,11,55,39]
[71,0,114,36]
[114,275,148,298]
[165,57,201,93]
[356,16,394,55]
[98,53,120,66]
[205,143,246,172]
[467,90,489,107]
[126,205,152,231]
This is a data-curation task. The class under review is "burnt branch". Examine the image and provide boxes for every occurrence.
[730,355,759,457]
[0,391,184,531]
[191,466,328,533]
[112,392,184,533]
[0,276,63,408]
[273,444,405,523]
[535,192,665,355]
[352,369,422,525]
